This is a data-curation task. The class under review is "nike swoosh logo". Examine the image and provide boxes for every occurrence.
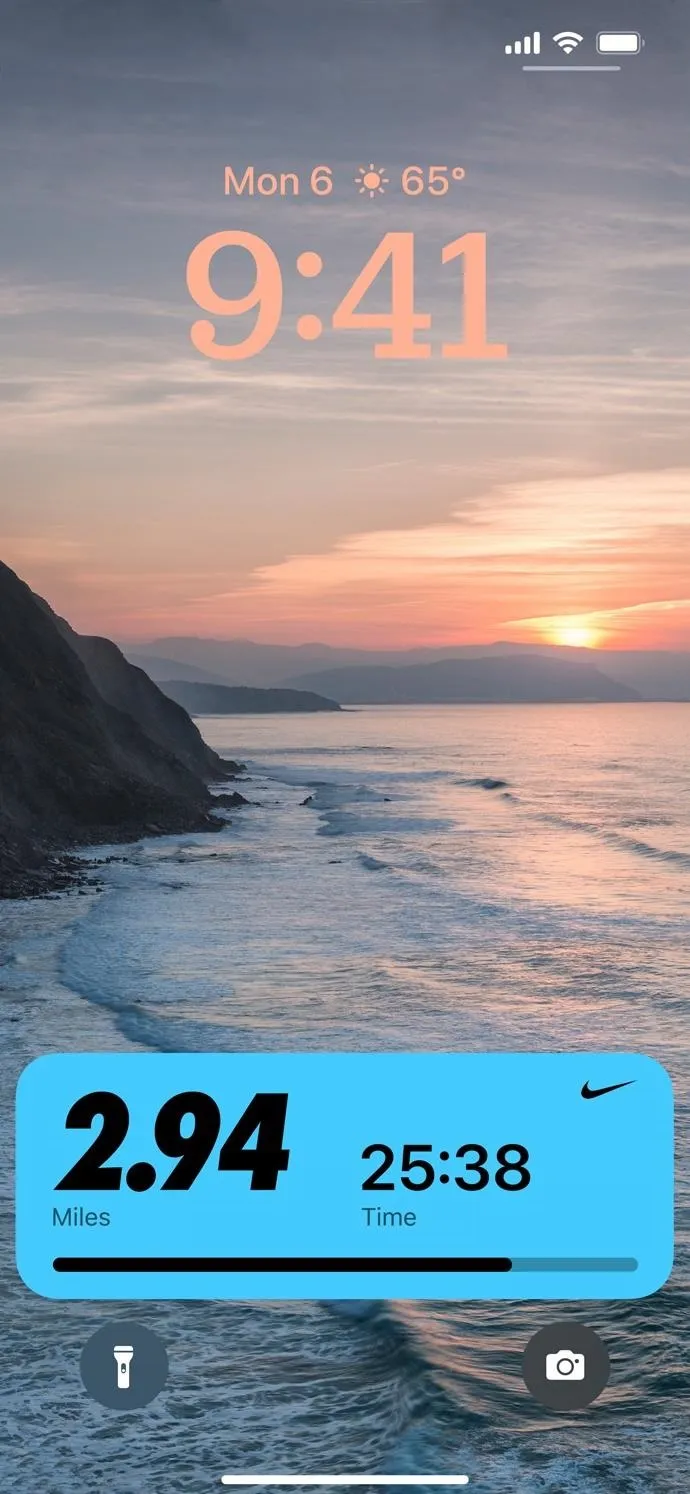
[581,1080,635,1100]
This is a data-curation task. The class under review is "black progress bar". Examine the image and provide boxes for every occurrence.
[53,1255,512,1273]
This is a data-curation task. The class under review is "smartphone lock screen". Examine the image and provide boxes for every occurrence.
[0,3,688,1492]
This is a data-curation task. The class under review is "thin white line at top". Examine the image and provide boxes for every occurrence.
[220,1479,469,1487]
[522,64,621,71]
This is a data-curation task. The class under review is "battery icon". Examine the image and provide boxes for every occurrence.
[596,30,643,54]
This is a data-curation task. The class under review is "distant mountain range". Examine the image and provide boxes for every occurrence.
[160,682,341,714]
[128,653,234,687]
[280,655,638,705]
[122,636,690,703]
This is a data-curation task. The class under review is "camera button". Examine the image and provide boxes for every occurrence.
[522,1323,610,1410]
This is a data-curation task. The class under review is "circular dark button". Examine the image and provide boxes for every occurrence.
[522,1322,610,1410]
[80,1321,169,1409]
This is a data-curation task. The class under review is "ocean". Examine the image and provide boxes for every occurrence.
[1,703,688,1493]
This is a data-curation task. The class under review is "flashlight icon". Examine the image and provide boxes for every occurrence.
[113,1344,134,1391]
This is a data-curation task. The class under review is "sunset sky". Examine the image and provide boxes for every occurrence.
[1,0,689,649]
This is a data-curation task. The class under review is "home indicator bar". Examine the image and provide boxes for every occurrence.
[219,1480,470,1488]
[219,1480,471,1488]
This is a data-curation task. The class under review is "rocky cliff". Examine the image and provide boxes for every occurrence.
[0,561,241,897]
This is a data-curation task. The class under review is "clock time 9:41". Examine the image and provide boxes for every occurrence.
[186,230,507,361]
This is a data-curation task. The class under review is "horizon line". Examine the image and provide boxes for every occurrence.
[116,636,689,655]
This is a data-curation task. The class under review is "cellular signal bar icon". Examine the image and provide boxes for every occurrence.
[505,30,541,56]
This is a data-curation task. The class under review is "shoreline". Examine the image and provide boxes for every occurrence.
[0,784,248,902]
[0,716,248,898]
[0,815,226,902]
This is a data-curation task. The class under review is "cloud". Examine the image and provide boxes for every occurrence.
[1,345,689,442]
[0,279,186,321]
[180,468,690,646]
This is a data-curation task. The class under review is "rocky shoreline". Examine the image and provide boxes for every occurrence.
[0,802,236,901]
[0,843,93,900]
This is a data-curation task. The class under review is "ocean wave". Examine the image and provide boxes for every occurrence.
[264,762,453,788]
[308,781,392,805]
[317,809,450,839]
[253,745,397,756]
[300,779,458,844]
[536,811,690,869]
[620,815,675,829]
[614,835,690,868]
[320,1299,386,1319]
[456,776,511,792]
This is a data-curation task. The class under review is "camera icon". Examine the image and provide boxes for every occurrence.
[545,1349,586,1381]
[524,1326,608,1410]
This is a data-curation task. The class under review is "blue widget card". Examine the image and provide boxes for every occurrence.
[16,1052,673,1300]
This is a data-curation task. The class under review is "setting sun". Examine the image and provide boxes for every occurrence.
[549,623,602,649]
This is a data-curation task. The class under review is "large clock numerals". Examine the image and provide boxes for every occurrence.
[332,232,431,358]
[186,231,506,360]
[442,234,507,359]
[186,230,283,360]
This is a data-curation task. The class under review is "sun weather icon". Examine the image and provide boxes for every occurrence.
[355,163,389,198]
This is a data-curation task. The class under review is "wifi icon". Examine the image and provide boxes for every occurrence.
[553,30,584,54]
